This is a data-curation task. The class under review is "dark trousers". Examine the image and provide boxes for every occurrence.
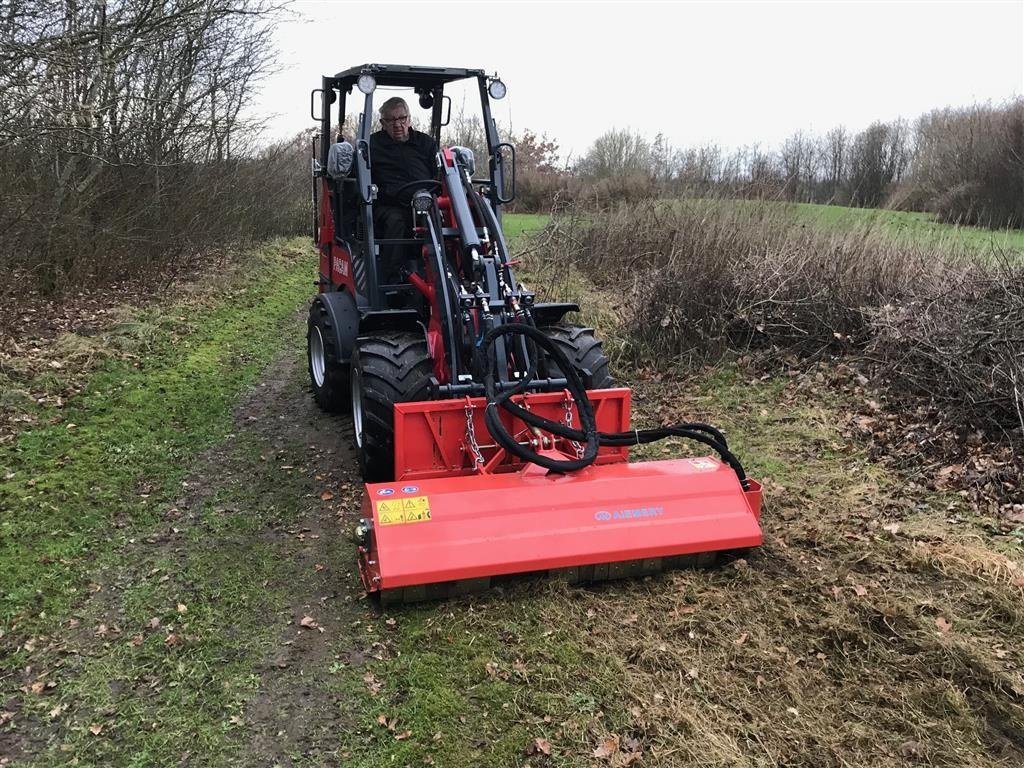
[373,205,413,285]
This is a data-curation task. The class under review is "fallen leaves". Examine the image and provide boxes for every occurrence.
[592,734,643,765]
[88,723,103,736]
[376,713,411,740]
[527,737,552,756]
[935,616,953,634]
[299,615,318,629]
[363,672,383,696]
[593,735,619,759]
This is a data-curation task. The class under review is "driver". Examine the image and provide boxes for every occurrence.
[370,97,438,282]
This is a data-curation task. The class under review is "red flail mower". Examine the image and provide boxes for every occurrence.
[307,64,762,603]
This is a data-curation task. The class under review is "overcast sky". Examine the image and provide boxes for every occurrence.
[252,0,1024,161]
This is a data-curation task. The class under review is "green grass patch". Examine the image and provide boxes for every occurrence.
[501,212,549,241]
[331,591,632,767]
[792,201,1024,254]
[0,240,311,629]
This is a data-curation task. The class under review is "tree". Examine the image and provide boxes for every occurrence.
[845,120,910,208]
[577,128,652,178]
[0,0,284,288]
[822,126,848,204]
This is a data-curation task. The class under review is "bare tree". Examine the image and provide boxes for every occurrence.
[577,128,652,178]
[910,99,1024,227]
[0,0,285,292]
[821,126,848,204]
[845,120,910,208]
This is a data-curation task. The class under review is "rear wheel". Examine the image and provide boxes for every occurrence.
[351,332,434,482]
[308,300,350,412]
[538,324,614,389]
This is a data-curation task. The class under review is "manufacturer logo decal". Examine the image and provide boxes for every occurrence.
[594,506,665,522]
[401,485,419,494]
[376,488,395,496]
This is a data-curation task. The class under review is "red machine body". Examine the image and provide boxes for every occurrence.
[356,389,763,599]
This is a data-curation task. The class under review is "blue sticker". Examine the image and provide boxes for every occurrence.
[594,511,612,521]
[376,488,395,496]
[401,485,419,494]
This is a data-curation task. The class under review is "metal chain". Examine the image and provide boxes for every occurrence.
[465,401,486,470]
[563,394,586,459]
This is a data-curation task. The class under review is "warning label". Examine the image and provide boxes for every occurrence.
[375,495,432,526]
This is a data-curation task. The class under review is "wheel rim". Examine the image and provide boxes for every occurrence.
[309,326,326,388]
[351,363,364,449]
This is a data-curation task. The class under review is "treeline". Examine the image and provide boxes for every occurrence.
[519,99,1023,229]
[0,0,306,294]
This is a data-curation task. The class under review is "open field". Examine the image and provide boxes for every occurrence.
[791,203,1024,255]
[1,216,1022,767]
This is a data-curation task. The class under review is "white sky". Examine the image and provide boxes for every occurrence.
[252,0,1024,161]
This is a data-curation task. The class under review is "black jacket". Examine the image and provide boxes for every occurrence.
[369,128,438,206]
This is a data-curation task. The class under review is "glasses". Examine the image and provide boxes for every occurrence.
[382,114,410,125]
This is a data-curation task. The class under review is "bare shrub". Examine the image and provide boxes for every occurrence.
[0,0,289,295]
[532,198,1024,434]
[866,256,1024,433]
[509,170,578,213]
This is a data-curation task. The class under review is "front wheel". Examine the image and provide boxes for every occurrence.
[538,324,614,389]
[307,300,350,412]
[351,332,434,482]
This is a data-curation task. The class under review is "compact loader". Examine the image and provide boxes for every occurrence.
[307,64,762,603]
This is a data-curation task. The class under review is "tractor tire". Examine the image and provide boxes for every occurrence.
[539,324,614,389]
[307,300,350,412]
[351,332,434,482]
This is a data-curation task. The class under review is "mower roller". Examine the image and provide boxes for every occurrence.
[307,64,763,603]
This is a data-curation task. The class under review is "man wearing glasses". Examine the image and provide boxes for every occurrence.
[370,97,438,283]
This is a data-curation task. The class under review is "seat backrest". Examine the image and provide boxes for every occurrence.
[327,141,355,179]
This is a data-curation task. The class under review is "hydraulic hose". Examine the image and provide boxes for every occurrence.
[479,323,750,488]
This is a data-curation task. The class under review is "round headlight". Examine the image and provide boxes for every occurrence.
[357,74,376,95]
[488,78,506,100]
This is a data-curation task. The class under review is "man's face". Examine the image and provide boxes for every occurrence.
[381,107,410,142]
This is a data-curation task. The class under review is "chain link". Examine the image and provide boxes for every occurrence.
[563,394,586,459]
[465,402,486,470]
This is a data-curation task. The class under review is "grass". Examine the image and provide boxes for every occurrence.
[0,238,318,765]
[792,202,1024,254]
[2,215,1021,766]
[0,240,311,627]
[501,212,548,241]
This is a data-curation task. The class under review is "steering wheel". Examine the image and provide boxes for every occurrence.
[393,179,442,198]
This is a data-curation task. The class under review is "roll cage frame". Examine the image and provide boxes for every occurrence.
[310,63,515,311]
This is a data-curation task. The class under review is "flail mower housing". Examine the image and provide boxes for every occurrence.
[307,64,763,603]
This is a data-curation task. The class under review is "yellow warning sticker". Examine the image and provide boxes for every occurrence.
[376,495,432,525]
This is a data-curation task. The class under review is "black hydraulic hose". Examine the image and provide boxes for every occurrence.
[483,324,600,473]
[479,323,750,488]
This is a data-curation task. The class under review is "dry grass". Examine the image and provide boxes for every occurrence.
[526,198,1024,437]
[518,373,1024,767]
